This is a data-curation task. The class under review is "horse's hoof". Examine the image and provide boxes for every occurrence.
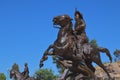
[40,63,43,68]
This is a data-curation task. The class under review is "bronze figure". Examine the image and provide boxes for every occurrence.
[10,63,35,80]
[22,63,29,80]
[10,69,35,80]
[40,11,113,80]
[73,10,112,74]
[74,10,89,45]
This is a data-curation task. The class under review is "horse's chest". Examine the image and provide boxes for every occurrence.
[60,33,67,44]
[60,37,66,44]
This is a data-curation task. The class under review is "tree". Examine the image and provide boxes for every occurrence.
[0,73,6,80]
[113,49,120,61]
[34,68,59,80]
[12,63,20,72]
[90,39,98,48]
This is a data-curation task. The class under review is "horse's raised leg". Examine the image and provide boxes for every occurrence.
[40,44,54,68]
[98,47,112,63]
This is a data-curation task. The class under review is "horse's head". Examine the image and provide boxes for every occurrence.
[10,69,15,79]
[53,15,72,27]
[10,69,23,79]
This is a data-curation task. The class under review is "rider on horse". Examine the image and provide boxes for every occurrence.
[22,63,29,80]
[74,10,89,43]
[74,10,89,58]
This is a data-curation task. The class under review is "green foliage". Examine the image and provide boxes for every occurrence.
[0,73,6,80]
[34,68,59,80]
[113,49,120,61]
[90,39,98,48]
[12,63,19,72]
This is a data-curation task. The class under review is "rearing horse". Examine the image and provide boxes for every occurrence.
[40,14,112,79]
[40,15,96,78]
[40,15,83,62]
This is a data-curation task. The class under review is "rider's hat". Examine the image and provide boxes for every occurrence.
[75,9,83,19]
[25,63,28,66]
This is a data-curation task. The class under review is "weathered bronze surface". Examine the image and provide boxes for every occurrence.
[40,10,113,80]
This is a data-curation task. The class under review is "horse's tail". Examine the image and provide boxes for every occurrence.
[98,47,112,63]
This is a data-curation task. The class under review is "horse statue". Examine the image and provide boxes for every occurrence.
[10,69,35,80]
[40,14,112,79]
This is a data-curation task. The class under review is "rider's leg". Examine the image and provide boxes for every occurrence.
[76,43,85,59]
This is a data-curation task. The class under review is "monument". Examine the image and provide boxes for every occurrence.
[40,10,113,80]
[10,63,35,80]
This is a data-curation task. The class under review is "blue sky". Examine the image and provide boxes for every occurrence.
[0,0,120,79]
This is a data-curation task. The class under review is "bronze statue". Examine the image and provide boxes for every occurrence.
[73,10,112,73]
[72,10,89,64]
[74,10,89,45]
[40,14,82,66]
[22,63,29,80]
[10,63,35,80]
[10,69,35,80]
[40,12,113,79]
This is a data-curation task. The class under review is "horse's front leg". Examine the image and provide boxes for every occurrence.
[40,44,54,68]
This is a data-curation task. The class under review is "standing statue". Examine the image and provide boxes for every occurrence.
[22,63,29,80]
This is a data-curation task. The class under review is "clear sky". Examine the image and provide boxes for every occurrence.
[0,0,120,79]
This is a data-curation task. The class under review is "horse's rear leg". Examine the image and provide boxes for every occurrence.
[93,58,112,79]
[86,62,96,73]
